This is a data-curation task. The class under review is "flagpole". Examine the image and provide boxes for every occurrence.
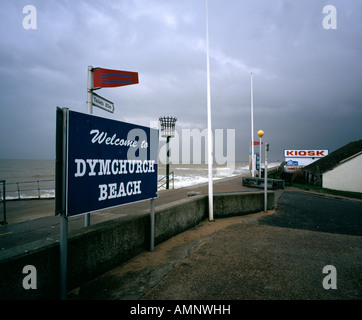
[251,72,255,177]
[85,66,93,227]
[206,0,213,221]
[87,66,93,114]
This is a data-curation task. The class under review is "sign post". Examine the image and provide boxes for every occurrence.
[150,198,155,252]
[55,107,158,299]
[85,66,139,226]
[55,107,69,300]
[85,66,93,227]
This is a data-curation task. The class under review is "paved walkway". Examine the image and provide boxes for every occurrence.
[67,187,362,301]
[1,175,361,302]
[0,175,259,250]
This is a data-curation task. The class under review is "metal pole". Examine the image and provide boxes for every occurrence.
[206,0,214,221]
[1,180,6,225]
[150,198,155,252]
[60,213,68,299]
[85,66,93,227]
[37,180,40,199]
[166,136,170,190]
[259,137,262,177]
[17,182,20,200]
[264,143,268,212]
[87,65,93,114]
[251,73,255,177]
[60,107,68,300]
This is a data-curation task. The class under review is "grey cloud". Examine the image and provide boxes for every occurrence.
[0,0,361,161]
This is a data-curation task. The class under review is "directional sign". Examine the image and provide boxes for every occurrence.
[92,92,114,113]
[93,68,139,89]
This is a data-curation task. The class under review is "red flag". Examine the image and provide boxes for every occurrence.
[251,141,263,146]
[93,68,139,89]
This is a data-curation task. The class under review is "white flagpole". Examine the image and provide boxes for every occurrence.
[85,66,93,227]
[87,66,93,114]
[251,72,255,177]
[206,0,214,221]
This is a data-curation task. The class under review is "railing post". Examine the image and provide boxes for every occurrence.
[37,180,41,199]
[17,182,20,200]
[0,180,6,225]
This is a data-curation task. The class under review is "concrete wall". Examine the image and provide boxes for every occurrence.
[323,154,362,193]
[0,191,274,300]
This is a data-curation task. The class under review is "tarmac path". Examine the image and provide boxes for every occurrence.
[68,189,362,300]
[258,191,362,236]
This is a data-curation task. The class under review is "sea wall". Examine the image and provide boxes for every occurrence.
[0,191,274,300]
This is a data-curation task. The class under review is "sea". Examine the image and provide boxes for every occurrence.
[0,159,281,200]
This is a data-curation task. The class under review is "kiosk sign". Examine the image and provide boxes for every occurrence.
[284,149,329,172]
[64,109,158,217]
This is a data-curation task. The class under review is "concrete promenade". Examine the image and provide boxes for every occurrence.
[0,174,261,250]
[67,189,362,301]
[1,174,362,301]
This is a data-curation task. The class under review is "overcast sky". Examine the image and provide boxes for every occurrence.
[1,0,361,162]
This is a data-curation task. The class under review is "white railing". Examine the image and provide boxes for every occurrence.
[3,179,55,200]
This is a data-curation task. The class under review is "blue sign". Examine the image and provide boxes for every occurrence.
[66,110,159,217]
[286,160,298,166]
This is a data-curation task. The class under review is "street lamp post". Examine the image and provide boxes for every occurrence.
[257,130,264,177]
[159,116,177,189]
[264,142,269,212]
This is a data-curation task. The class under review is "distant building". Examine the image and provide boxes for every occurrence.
[303,140,362,193]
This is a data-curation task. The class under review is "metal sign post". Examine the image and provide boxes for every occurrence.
[150,198,155,252]
[60,213,68,300]
[85,66,93,227]
[55,107,69,300]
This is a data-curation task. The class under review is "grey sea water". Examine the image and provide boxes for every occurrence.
[0,159,280,199]
[0,159,55,199]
